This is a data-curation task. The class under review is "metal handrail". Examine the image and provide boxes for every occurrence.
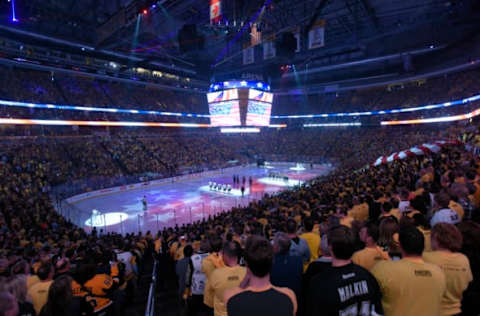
[145,259,158,316]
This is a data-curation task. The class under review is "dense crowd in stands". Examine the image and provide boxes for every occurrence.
[166,127,480,316]
[0,122,479,315]
[0,66,478,129]
[0,65,479,316]
[275,67,480,115]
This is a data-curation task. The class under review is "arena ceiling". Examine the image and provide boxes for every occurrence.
[0,0,478,84]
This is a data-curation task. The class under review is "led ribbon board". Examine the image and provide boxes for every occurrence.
[0,118,210,128]
[381,107,480,125]
[0,100,210,118]
[271,94,480,119]
[0,94,478,120]
[304,123,361,127]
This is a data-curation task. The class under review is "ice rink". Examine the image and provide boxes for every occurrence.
[63,163,331,234]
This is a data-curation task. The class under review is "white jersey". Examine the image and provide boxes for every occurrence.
[190,252,208,295]
[117,251,133,275]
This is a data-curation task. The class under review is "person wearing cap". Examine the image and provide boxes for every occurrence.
[431,192,461,227]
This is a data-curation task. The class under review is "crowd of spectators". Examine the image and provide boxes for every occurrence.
[0,121,479,315]
[275,66,480,116]
[164,127,480,316]
[0,65,479,316]
[0,65,478,127]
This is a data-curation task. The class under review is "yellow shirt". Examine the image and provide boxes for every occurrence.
[371,257,446,316]
[204,265,246,316]
[202,253,225,279]
[348,203,369,221]
[423,251,473,316]
[448,201,464,219]
[352,246,390,270]
[27,275,40,289]
[300,232,321,266]
[72,275,113,313]
[28,280,53,315]
[154,239,162,254]
[418,227,432,252]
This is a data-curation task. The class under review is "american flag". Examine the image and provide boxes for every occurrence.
[248,89,273,103]
[246,101,272,126]
[207,89,238,103]
[210,0,222,24]
[209,101,241,126]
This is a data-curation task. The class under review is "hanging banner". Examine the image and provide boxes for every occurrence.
[251,24,262,46]
[308,19,326,49]
[243,46,255,65]
[294,32,301,52]
[263,41,276,60]
[210,0,222,24]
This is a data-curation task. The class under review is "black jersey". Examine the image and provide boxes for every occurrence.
[226,286,296,316]
[307,263,383,316]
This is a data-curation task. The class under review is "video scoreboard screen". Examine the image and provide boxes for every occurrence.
[206,87,274,128]
[246,101,272,126]
[248,89,273,103]
[246,89,273,126]
[207,89,239,103]
[207,89,241,127]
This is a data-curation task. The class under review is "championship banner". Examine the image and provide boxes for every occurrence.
[243,46,255,65]
[210,0,222,24]
[263,41,276,60]
[308,19,325,49]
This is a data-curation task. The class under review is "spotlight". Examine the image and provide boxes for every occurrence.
[142,9,148,15]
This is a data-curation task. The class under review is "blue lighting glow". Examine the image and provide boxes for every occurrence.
[0,100,211,118]
[209,80,271,92]
[271,93,480,119]
[11,0,18,22]
[0,93,478,121]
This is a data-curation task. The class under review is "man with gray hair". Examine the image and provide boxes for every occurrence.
[270,232,303,299]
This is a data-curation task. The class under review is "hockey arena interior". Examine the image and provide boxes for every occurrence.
[0,0,479,316]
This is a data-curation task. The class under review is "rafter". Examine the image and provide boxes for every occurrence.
[360,0,380,30]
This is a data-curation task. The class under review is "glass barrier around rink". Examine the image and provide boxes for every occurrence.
[50,160,329,234]
[51,162,244,200]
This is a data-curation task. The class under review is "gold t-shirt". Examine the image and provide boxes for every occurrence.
[423,251,473,316]
[28,280,52,315]
[371,257,446,316]
[348,203,369,221]
[352,246,390,270]
[300,232,321,265]
[204,265,246,316]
